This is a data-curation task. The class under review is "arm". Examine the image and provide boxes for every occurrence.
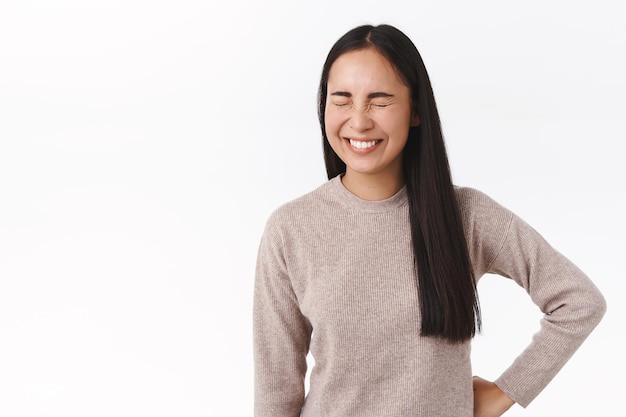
[253,216,312,417]
[474,195,606,407]
[481,198,606,407]
[473,376,515,417]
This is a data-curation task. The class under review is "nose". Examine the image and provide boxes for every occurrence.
[349,106,374,131]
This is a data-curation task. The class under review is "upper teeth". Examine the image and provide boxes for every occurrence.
[350,139,378,149]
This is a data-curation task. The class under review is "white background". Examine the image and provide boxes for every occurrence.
[1,1,624,416]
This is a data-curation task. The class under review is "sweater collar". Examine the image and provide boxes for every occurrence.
[330,174,408,213]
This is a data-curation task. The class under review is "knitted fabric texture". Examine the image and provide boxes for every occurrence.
[253,175,606,417]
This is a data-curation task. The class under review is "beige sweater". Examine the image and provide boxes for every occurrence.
[253,175,606,417]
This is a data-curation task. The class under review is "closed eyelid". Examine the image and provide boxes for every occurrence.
[329,101,391,110]
[371,97,394,105]
[330,99,351,107]
[328,91,395,110]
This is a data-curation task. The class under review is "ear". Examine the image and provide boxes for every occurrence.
[410,111,421,127]
[409,103,422,127]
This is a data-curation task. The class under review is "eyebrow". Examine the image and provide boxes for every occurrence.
[330,91,394,99]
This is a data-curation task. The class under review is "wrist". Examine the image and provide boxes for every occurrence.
[492,384,515,411]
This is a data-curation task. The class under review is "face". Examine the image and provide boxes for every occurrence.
[325,48,419,181]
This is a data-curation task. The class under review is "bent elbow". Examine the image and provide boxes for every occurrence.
[575,287,607,334]
[589,289,607,326]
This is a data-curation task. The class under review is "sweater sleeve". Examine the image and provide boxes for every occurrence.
[253,212,312,417]
[469,191,607,407]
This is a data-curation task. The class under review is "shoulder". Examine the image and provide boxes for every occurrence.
[454,186,514,275]
[455,186,506,212]
[455,186,513,227]
[263,179,337,234]
[258,179,338,262]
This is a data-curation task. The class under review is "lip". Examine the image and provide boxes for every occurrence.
[344,137,382,155]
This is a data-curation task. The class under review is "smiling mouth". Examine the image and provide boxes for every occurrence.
[346,138,383,149]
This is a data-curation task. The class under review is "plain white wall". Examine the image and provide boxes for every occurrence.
[0,1,623,416]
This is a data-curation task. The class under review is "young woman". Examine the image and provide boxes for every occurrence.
[253,24,606,417]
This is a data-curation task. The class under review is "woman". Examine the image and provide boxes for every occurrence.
[253,24,606,417]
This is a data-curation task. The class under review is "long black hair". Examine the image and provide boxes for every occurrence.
[318,24,480,343]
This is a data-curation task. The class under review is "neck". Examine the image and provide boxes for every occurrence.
[341,169,405,201]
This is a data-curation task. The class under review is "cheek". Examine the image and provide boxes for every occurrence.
[324,109,344,138]
[380,112,411,137]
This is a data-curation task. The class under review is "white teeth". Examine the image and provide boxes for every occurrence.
[349,139,378,149]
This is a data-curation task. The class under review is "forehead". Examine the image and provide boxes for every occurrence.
[327,48,406,90]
